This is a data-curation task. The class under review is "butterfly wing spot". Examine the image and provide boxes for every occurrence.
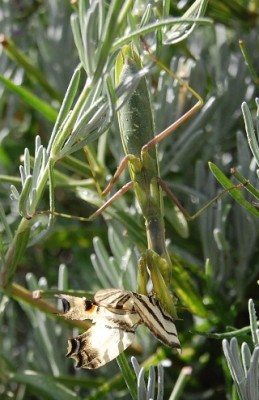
[84,300,97,314]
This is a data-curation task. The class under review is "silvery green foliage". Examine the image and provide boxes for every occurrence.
[222,299,259,400]
[131,357,164,400]
[9,0,206,224]
[242,99,259,174]
[90,226,138,291]
[10,136,48,219]
[131,357,193,400]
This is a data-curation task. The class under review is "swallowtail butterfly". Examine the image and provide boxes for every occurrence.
[58,288,180,369]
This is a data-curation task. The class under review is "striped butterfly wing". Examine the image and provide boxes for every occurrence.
[94,288,135,311]
[132,293,181,351]
[95,289,181,350]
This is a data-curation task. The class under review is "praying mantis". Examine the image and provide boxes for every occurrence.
[100,42,203,318]
[34,37,243,323]
[43,40,211,319]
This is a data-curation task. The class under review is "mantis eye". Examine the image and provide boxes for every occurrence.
[61,298,70,313]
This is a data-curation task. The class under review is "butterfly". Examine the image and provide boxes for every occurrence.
[57,288,180,369]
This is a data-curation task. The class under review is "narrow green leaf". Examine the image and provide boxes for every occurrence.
[0,35,61,101]
[1,223,30,288]
[48,65,82,152]
[241,101,259,167]
[209,162,259,217]
[112,17,212,51]
[172,261,207,318]
[168,366,192,400]
[18,175,32,217]
[9,370,79,400]
[0,73,57,122]
[248,299,259,346]
[116,353,138,400]
[239,41,259,84]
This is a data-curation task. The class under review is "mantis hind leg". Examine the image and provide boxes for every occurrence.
[140,37,203,156]
[157,177,244,221]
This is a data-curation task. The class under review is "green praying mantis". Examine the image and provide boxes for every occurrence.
[34,40,242,319]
